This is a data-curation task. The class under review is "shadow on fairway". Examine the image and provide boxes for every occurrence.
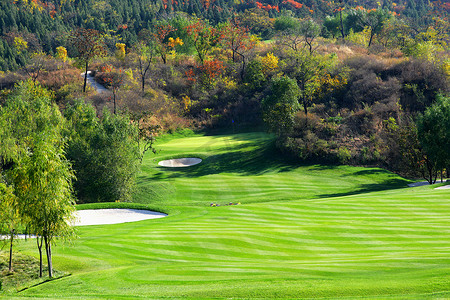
[150,133,411,198]
[152,140,299,179]
[317,178,410,199]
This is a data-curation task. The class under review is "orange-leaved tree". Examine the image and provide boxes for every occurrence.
[222,20,256,79]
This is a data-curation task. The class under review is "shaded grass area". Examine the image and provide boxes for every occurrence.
[0,252,65,294]
[6,132,450,299]
[134,132,411,206]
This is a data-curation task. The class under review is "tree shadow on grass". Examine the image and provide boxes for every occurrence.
[310,165,411,198]
[148,133,412,198]
[151,140,303,180]
[317,178,410,199]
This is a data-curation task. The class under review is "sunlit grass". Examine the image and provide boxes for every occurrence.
[6,132,450,299]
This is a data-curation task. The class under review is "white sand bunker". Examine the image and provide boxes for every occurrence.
[435,185,450,190]
[74,209,167,226]
[158,157,202,167]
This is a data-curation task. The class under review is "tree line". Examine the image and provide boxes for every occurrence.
[0,0,447,71]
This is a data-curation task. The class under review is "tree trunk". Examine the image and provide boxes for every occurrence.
[238,52,246,81]
[44,235,53,278]
[339,9,345,40]
[240,59,246,81]
[83,61,89,93]
[424,157,434,184]
[8,229,14,272]
[113,91,117,114]
[37,236,43,277]
[140,59,150,94]
[368,30,375,48]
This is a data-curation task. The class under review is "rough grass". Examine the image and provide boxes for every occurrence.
[5,132,450,299]
[0,252,65,293]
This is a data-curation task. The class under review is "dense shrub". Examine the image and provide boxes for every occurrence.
[64,100,140,203]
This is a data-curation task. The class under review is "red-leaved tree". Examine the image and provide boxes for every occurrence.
[185,19,223,64]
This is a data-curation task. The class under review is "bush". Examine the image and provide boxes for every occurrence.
[337,147,351,163]
[64,101,140,203]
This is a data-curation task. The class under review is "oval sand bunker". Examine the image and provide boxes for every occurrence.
[74,209,167,226]
[158,157,202,167]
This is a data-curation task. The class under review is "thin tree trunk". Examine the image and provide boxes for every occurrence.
[237,52,246,80]
[83,61,89,93]
[37,236,43,277]
[140,59,150,94]
[339,9,345,40]
[425,157,433,184]
[368,30,375,48]
[44,235,53,278]
[8,229,14,272]
[113,91,117,114]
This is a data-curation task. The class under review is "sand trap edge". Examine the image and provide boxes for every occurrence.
[74,209,167,226]
[435,185,450,190]
[158,157,202,167]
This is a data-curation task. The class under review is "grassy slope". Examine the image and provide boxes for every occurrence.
[134,132,410,206]
[7,132,450,299]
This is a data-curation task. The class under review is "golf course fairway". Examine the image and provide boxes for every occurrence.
[9,132,450,299]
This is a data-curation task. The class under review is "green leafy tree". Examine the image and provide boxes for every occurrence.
[417,94,450,182]
[0,179,19,273]
[274,15,299,32]
[64,101,140,203]
[134,41,156,93]
[0,81,75,278]
[294,52,332,115]
[384,117,437,184]
[298,18,322,54]
[355,8,392,47]
[262,76,300,136]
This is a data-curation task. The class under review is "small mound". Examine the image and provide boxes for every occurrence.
[74,209,167,226]
[158,158,202,167]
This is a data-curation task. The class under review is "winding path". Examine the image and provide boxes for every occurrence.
[81,71,108,93]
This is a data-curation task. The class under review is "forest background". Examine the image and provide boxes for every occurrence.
[0,0,449,199]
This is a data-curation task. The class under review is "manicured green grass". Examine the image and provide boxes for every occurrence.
[134,132,410,206]
[5,132,450,299]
